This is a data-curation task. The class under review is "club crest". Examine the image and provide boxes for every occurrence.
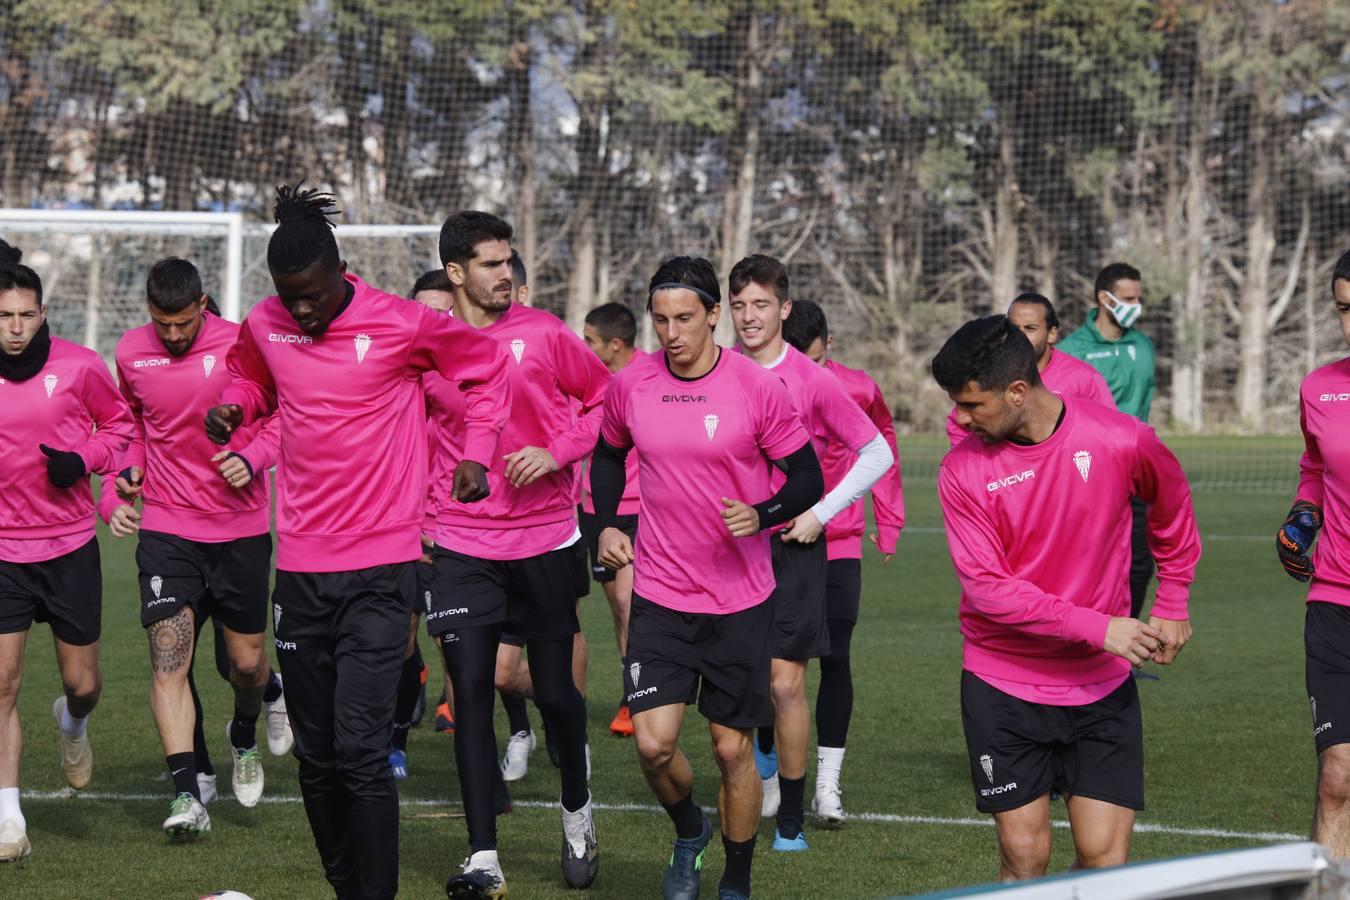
[203,354,217,377]
[43,374,57,398]
[979,753,994,784]
[1073,450,1092,483]
[704,414,719,441]
[354,334,373,364]
[150,575,163,599]
[510,338,526,364]
[629,661,641,688]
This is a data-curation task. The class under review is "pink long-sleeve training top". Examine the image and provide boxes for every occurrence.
[0,336,135,562]
[430,302,612,561]
[105,313,278,542]
[946,349,1114,448]
[938,398,1200,704]
[219,273,511,573]
[1296,358,1350,608]
[822,359,905,561]
[600,349,811,615]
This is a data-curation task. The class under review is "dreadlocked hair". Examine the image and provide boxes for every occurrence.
[267,183,341,274]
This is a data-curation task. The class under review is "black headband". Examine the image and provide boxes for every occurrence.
[648,282,719,306]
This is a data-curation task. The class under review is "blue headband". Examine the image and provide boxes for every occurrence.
[648,282,719,306]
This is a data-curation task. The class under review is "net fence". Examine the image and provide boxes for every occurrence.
[1,1,1347,490]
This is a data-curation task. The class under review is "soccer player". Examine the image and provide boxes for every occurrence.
[780,299,904,824]
[104,258,294,836]
[580,301,645,738]
[947,293,1112,447]
[429,212,609,895]
[933,315,1199,879]
[1059,265,1158,618]
[1276,249,1350,857]
[727,255,892,851]
[0,242,134,861]
[592,256,822,900]
[204,186,511,899]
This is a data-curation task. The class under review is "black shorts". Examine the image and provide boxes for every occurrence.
[624,594,773,729]
[1305,602,1350,753]
[579,510,639,585]
[135,530,272,633]
[428,544,580,643]
[769,537,830,660]
[0,537,102,646]
[960,671,1144,814]
[825,558,862,624]
[571,535,590,597]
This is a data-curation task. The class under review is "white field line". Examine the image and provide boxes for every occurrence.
[20,789,1303,843]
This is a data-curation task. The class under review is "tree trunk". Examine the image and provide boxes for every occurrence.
[1236,134,1272,426]
[379,24,412,211]
[505,21,536,290]
[567,209,597,332]
[992,123,1019,307]
[717,7,760,345]
[1170,70,1210,432]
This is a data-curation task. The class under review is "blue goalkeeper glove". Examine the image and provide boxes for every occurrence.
[1277,500,1322,583]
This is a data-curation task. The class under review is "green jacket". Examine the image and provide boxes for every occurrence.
[1058,311,1156,422]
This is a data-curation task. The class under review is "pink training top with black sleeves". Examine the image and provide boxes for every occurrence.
[946,349,1114,448]
[218,273,511,573]
[0,336,135,563]
[600,349,811,616]
[581,348,646,518]
[1296,358,1350,608]
[106,313,278,542]
[822,359,905,560]
[938,398,1200,705]
[430,302,612,561]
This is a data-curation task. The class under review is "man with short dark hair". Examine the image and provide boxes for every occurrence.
[780,299,904,824]
[431,211,609,896]
[934,314,1199,880]
[1276,249,1350,857]
[205,186,511,899]
[580,301,645,738]
[1059,264,1157,618]
[728,255,892,851]
[0,242,135,861]
[105,257,292,837]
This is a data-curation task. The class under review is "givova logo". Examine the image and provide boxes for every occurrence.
[1320,393,1350,402]
[268,333,313,345]
[987,469,1035,493]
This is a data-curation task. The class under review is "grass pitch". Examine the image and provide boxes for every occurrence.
[1,456,1319,898]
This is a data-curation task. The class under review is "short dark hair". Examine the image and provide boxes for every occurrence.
[1094,262,1141,297]
[0,238,43,307]
[509,249,527,287]
[146,258,204,313]
[267,184,340,275]
[647,256,720,312]
[931,315,1041,394]
[585,302,636,346]
[1008,292,1059,330]
[411,268,454,298]
[728,254,790,302]
[1332,250,1350,295]
[439,211,513,268]
[782,299,828,352]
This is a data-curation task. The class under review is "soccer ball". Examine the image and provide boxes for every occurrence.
[200,893,255,900]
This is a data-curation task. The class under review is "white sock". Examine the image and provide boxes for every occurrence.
[467,849,500,871]
[816,746,845,789]
[60,704,87,738]
[0,787,24,831]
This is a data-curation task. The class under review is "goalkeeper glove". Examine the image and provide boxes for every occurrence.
[1277,500,1322,583]
[40,444,86,489]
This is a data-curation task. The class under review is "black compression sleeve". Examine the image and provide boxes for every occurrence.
[591,437,630,531]
[753,442,824,530]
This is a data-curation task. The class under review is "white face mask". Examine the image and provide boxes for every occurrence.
[1104,290,1142,329]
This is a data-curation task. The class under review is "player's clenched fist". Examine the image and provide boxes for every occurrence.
[720,497,760,537]
[108,504,141,538]
[1103,617,1166,668]
[1147,616,1191,665]
[597,526,634,571]
[452,460,491,503]
[204,404,243,445]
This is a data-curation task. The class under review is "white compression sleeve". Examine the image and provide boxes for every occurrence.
[810,433,893,526]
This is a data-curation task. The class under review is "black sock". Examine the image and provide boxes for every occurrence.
[719,834,756,896]
[500,689,531,735]
[229,709,258,751]
[777,775,805,835]
[661,791,703,840]
[262,671,283,704]
[392,653,422,751]
[757,726,775,756]
[167,752,199,800]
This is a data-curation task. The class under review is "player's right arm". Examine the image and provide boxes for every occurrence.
[938,464,1164,664]
[863,378,905,559]
[727,372,823,537]
[1278,394,1324,583]
[207,321,276,444]
[592,379,634,569]
[112,354,147,501]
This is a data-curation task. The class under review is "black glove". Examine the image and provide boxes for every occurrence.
[1277,500,1322,583]
[40,444,86,489]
